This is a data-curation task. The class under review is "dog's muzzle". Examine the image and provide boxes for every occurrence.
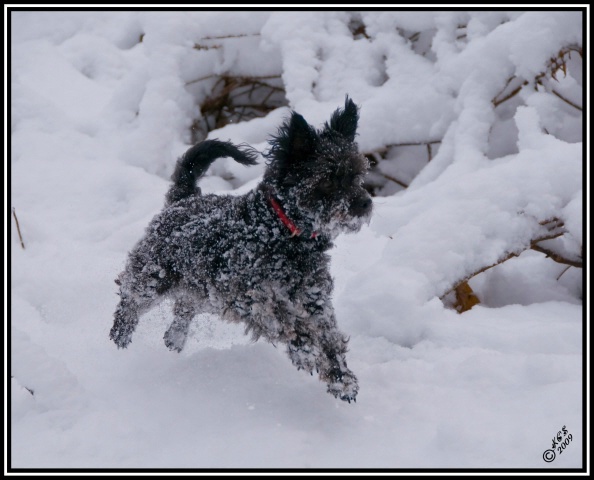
[349,193,373,218]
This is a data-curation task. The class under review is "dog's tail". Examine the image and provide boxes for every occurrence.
[165,139,259,205]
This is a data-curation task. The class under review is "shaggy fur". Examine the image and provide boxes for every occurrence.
[110,97,372,402]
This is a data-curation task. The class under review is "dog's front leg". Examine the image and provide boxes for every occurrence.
[315,319,359,403]
[110,292,141,348]
[287,313,358,403]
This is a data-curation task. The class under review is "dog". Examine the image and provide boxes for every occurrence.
[110,97,372,402]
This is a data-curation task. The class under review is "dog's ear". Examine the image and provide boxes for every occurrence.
[270,111,318,168]
[286,112,317,158]
[325,96,359,142]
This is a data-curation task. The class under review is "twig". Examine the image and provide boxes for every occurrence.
[261,84,277,105]
[493,79,528,107]
[193,43,222,51]
[364,140,442,191]
[186,74,281,86]
[185,74,218,86]
[227,83,284,104]
[226,103,281,111]
[381,173,409,189]
[551,89,582,111]
[11,376,34,395]
[534,44,582,89]
[200,33,261,41]
[12,208,25,250]
[367,140,441,158]
[556,266,572,281]
[390,140,441,148]
[351,23,370,39]
[530,244,582,268]
[497,75,516,94]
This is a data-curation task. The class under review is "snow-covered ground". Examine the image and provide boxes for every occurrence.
[9,10,585,470]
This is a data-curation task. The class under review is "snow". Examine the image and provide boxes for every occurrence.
[8,10,585,470]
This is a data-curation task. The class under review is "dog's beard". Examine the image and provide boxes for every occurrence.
[309,201,372,238]
[335,209,371,234]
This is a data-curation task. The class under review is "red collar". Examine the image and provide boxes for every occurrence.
[268,194,317,239]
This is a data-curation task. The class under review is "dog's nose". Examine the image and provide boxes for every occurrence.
[351,195,372,216]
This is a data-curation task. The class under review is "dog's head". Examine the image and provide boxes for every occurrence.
[264,97,372,237]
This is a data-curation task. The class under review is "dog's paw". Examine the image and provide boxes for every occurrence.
[109,327,132,349]
[326,369,358,403]
[163,327,187,353]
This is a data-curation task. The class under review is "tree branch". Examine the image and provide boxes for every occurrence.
[440,217,575,305]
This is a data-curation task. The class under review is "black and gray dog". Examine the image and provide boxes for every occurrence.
[110,97,372,402]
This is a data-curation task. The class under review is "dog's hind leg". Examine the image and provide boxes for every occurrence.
[164,295,196,352]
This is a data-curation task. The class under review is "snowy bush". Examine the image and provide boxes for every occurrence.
[11,10,584,469]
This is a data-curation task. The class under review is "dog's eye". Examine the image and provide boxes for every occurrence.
[318,179,334,193]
